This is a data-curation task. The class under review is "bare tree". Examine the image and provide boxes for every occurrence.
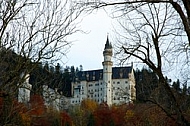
[78,0,190,125]
[115,3,189,125]
[0,0,84,93]
[80,0,190,45]
[0,0,83,125]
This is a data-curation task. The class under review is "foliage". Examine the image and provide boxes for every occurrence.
[20,113,31,126]
[60,111,73,126]
[110,105,127,126]
[1,94,190,126]
[81,99,98,112]
[125,110,134,121]
[29,94,45,116]
[93,104,113,126]
[0,96,25,125]
[1,88,76,125]
[92,103,127,126]
[68,105,87,126]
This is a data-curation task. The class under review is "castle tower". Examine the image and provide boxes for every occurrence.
[102,36,113,105]
[18,73,32,104]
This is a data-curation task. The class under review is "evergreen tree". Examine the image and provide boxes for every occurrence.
[172,79,181,92]
[135,68,159,102]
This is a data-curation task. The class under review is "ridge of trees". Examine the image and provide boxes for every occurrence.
[135,68,190,103]
[0,47,83,97]
[30,62,83,97]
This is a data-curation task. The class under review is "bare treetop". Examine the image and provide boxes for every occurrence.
[0,0,84,63]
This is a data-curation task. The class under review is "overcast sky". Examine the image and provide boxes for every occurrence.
[64,9,116,70]
[60,5,187,84]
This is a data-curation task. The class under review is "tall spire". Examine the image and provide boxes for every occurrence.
[104,35,112,49]
[102,35,113,106]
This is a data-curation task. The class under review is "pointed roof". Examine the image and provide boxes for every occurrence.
[104,36,112,49]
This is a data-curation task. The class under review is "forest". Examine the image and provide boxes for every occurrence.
[1,0,190,125]
[1,60,190,125]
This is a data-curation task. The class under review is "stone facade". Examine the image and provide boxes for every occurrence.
[70,37,136,105]
[43,85,69,111]
[18,73,32,103]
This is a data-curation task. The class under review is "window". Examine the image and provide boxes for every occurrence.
[115,92,118,95]
[117,81,120,84]
[113,81,115,84]
[95,83,99,86]
[89,84,93,87]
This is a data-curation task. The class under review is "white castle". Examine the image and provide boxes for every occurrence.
[70,37,136,106]
[18,36,136,109]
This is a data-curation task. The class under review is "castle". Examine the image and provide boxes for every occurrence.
[18,36,136,109]
[70,37,136,106]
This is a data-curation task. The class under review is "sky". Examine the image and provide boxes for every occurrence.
[64,9,116,71]
[60,4,188,85]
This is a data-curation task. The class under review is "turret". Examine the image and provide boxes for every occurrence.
[103,36,112,61]
[102,36,113,105]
